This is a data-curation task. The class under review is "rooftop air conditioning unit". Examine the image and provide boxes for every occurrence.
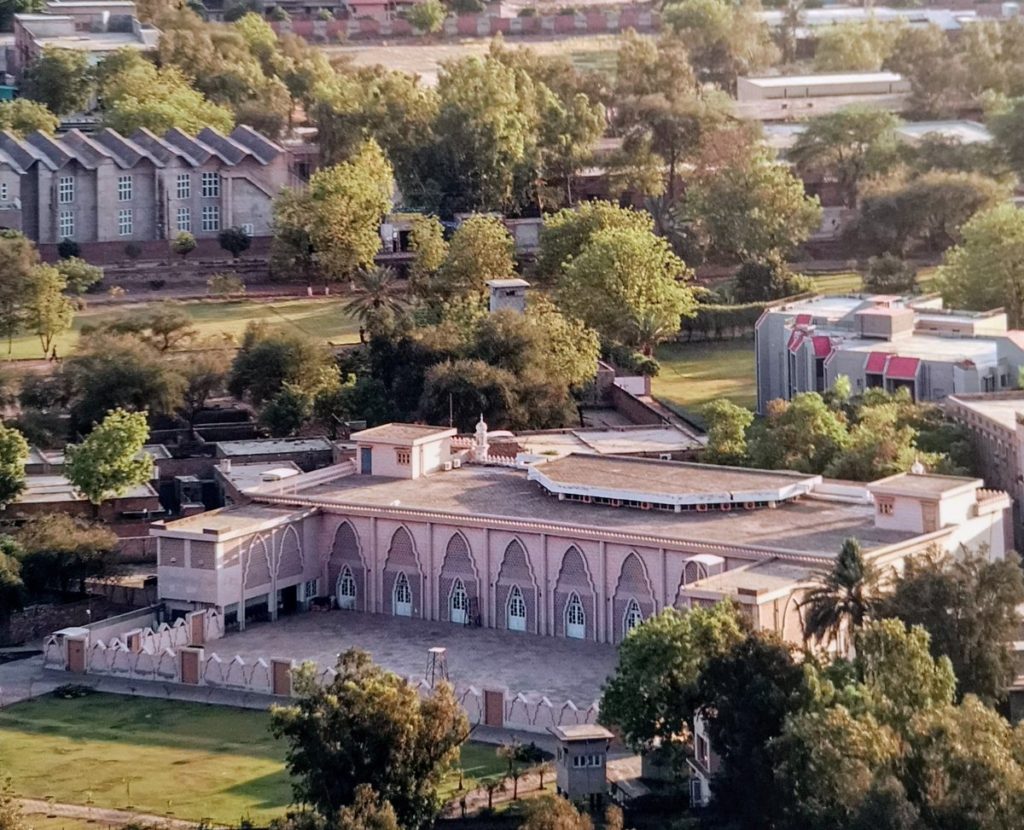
[659,453,672,461]
[443,461,453,472]
[452,458,462,468]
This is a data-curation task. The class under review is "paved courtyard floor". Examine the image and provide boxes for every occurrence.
[219,612,618,703]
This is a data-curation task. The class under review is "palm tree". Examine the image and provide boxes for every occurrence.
[627,308,679,356]
[342,266,406,334]
[800,537,879,654]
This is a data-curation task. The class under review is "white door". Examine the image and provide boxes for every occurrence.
[337,567,356,610]
[394,572,412,617]
[507,585,527,632]
[624,598,644,636]
[565,593,586,639]
[450,578,468,624]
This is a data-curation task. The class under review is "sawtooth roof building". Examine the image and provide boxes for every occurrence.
[0,125,298,255]
[756,294,1024,413]
[151,421,1011,647]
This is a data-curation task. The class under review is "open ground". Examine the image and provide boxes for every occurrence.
[0,691,508,825]
[324,33,625,85]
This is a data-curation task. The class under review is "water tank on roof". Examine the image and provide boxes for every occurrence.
[1004,2,1019,17]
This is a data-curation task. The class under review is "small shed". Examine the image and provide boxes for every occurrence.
[486,278,530,314]
[549,724,614,805]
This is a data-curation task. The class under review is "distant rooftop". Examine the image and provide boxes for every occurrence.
[214,437,334,457]
[351,423,457,445]
[517,426,702,458]
[154,503,305,538]
[742,71,904,88]
[217,461,303,492]
[946,393,1024,431]
[486,278,530,289]
[868,471,983,500]
[684,558,817,601]
[17,474,156,504]
[896,120,992,145]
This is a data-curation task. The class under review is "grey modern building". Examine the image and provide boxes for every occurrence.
[755,294,1024,412]
[0,125,299,254]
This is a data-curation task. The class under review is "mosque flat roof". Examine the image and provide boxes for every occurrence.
[276,465,916,558]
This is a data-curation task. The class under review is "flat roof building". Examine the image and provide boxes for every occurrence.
[737,72,910,102]
[151,418,1011,648]
[755,294,1024,412]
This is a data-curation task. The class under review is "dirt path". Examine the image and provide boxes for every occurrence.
[442,768,555,818]
[18,798,212,829]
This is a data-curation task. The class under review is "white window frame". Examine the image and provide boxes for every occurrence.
[201,171,220,198]
[565,592,585,640]
[58,210,74,239]
[176,173,190,199]
[507,585,527,632]
[58,176,74,204]
[117,174,132,202]
[117,208,132,237]
[393,572,412,617]
[176,207,191,233]
[337,566,357,610]
[450,578,468,624]
[624,598,644,636]
[201,205,220,232]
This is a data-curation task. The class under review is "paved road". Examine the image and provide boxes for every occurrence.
[18,799,204,829]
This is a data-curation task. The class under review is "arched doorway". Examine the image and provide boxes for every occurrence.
[565,592,586,639]
[507,585,527,631]
[394,572,412,617]
[336,565,357,610]
[450,578,468,624]
[623,598,644,636]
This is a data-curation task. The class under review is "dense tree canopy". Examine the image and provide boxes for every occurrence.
[0,99,58,136]
[270,649,468,830]
[64,408,153,509]
[22,48,92,116]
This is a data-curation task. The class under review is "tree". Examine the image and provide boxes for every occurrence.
[0,777,25,830]
[405,0,445,33]
[701,399,752,466]
[64,408,153,511]
[417,359,519,432]
[823,400,920,481]
[21,48,93,115]
[864,254,917,294]
[57,239,80,259]
[306,141,393,279]
[518,796,594,830]
[935,203,1024,326]
[600,604,744,753]
[259,383,313,438]
[903,698,1024,828]
[270,188,316,281]
[56,257,103,294]
[558,226,694,347]
[24,264,74,355]
[683,137,822,263]
[854,619,956,732]
[747,393,849,474]
[732,258,812,303]
[856,171,1008,256]
[886,24,962,118]
[612,31,731,201]
[336,786,400,830]
[228,323,338,406]
[0,99,58,136]
[813,20,901,72]
[694,632,812,830]
[0,424,27,511]
[789,108,899,208]
[537,202,654,285]
[989,95,1024,174]
[665,0,778,91]
[172,232,197,261]
[343,267,407,335]
[65,334,186,431]
[15,514,117,594]
[177,351,226,430]
[270,649,468,830]
[801,538,879,653]
[879,547,1024,706]
[0,538,24,624]
[433,216,515,304]
[218,226,251,259]
[0,232,40,354]
[97,49,234,134]
[407,215,447,296]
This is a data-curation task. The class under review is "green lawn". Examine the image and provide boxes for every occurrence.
[0,693,507,825]
[3,297,361,361]
[808,267,937,296]
[653,339,756,418]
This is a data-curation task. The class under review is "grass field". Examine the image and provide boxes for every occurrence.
[0,693,506,825]
[4,298,361,362]
[653,339,756,418]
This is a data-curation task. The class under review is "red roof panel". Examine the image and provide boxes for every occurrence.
[885,356,920,380]
[787,331,804,353]
[865,352,888,374]
[795,314,812,326]
[812,335,833,358]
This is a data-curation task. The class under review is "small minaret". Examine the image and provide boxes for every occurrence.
[473,415,490,462]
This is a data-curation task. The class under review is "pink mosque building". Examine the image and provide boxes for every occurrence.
[152,422,1012,647]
